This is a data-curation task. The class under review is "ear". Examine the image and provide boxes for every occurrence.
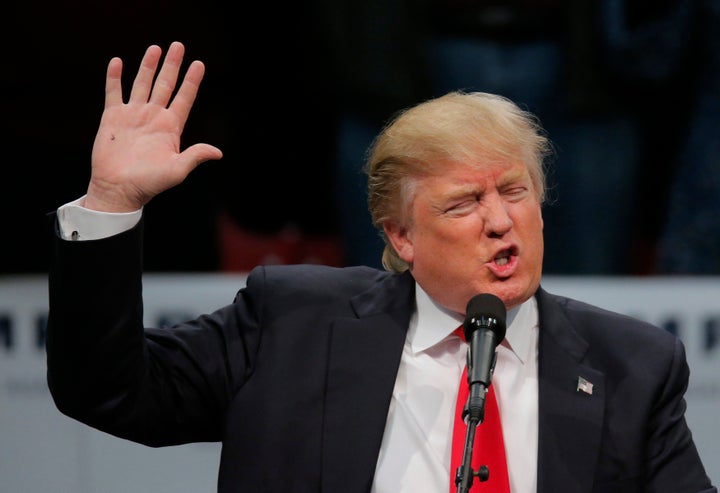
[383,219,415,264]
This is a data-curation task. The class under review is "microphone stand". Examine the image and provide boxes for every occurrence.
[454,382,491,492]
[456,294,506,492]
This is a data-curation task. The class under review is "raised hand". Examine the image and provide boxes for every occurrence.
[85,41,223,212]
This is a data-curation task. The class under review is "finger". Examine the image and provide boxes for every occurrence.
[104,57,124,108]
[149,41,185,107]
[165,143,223,189]
[180,143,224,174]
[128,44,162,103]
[169,59,206,127]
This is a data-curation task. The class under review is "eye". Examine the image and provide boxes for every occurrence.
[444,195,480,216]
[503,186,529,201]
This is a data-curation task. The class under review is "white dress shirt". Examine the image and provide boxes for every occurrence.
[56,199,539,493]
[372,284,539,493]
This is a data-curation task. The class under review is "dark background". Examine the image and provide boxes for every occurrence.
[3,0,719,276]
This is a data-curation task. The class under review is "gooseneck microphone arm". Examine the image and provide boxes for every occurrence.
[455,294,507,493]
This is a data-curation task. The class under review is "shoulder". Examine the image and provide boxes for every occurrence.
[248,264,392,290]
[538,286,675,342]
[231,264,415,326]
[242,264,409,305]
[536,287,683,367]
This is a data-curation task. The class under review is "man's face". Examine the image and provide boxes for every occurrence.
[384,159,544,314]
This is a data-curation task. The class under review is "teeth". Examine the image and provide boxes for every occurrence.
[495,252,510,266]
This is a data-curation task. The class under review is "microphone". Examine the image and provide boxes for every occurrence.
[462,293,507,423]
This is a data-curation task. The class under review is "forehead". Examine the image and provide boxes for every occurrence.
[428,159,531,184]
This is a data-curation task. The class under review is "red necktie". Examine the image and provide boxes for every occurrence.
[450,329,510,493]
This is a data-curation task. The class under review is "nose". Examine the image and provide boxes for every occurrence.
[482,194,513,237]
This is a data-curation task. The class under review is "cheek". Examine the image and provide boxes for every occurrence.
[516,203,543,229]
[417,220,466,248]
[526,212,545,252]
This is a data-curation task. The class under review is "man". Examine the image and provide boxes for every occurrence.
[46,41,716,493]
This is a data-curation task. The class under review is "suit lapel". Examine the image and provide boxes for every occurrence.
[320,281,607,493]
[536,288,605,493]
[321,272,415,493]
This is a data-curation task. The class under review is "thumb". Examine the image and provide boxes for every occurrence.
[179,143,224,174]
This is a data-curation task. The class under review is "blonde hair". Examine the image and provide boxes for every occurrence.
[364,91,552,272]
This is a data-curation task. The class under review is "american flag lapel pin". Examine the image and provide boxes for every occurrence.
[577,376,593,395]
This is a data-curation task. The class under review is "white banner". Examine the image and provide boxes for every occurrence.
[1,274,718,492]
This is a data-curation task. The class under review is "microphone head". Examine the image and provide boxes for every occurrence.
[464,293,507,341]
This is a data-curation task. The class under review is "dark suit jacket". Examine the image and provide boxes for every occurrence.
[46,218,716,493]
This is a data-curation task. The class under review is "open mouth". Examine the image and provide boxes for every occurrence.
[494,248,513,266]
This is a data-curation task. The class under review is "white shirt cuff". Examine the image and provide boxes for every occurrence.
[57,196,142,241]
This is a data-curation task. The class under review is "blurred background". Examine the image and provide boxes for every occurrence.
[1,1,719,491]
[2,0,719,276]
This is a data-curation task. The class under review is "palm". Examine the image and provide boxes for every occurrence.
[86,42,222,212]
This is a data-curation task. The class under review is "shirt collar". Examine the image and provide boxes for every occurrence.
[503,295,538,364]
[409,283,539,363]
[408,284,464,354]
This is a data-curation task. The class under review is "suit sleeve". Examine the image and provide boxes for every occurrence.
[645,336,717,493]
[45,214,258,447]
